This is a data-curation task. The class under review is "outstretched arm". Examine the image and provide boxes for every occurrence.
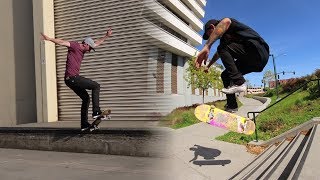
[204,52,220,73]
[195,18,231,68]
[94,28,112,47]
[40,33,70,47]
[208,51,220,68]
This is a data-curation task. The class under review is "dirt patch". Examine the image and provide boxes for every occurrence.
[246,144,268,155]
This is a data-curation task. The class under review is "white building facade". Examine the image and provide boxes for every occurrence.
[143,0,225,112]
[0,0,225,125]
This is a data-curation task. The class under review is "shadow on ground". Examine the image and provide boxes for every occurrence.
[189,144,231,166]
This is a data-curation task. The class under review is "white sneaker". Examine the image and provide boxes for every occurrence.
[221,83,247,94]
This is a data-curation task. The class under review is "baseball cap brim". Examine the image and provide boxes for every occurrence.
[203,33,209,40]
[89,47,96,52]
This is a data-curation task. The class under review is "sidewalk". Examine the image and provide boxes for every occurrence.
[161,96,268,180]
[0,96,269,179]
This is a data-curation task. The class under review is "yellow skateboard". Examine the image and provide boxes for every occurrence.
[194,104,255,135]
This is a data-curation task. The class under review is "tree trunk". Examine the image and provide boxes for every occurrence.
[202,89,205,104]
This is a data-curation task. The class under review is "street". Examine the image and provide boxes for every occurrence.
[0,148,170,180]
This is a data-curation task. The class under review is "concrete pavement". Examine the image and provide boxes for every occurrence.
[0,148,170,180]
[0,96,270,180]
[160,96,270,180]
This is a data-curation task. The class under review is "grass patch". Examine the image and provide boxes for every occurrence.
[161,99,242,129]
[215,90,320,145]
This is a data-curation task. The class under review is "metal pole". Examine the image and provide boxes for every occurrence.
[271,54,279,100]
[253,113,258,142]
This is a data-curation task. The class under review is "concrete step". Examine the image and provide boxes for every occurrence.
[262,131,309,179]
[288,125,317,179]
[229,142,277,179]
[0,127,170,157]
[294,124,320,179]
[244,134,299,179]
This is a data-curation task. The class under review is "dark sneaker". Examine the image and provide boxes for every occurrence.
[92,110,102,120]
[81,122,91,131]
[90,124,99,132]
[221,83,247,94]
[81,125,90,132]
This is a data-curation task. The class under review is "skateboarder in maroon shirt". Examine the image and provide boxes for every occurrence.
[41,28,112,131]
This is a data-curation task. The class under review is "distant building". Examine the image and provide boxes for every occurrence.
[143,0,225,111]
[269,78,294,88]
[247,87,264,94]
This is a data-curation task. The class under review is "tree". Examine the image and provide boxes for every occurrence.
[245,78,251,88]
[263,70,274,87]
[185,56,223,103]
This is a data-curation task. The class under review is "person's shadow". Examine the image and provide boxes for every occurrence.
[189,144,231,166]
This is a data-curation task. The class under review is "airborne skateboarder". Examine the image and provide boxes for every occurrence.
[41,28,112,131]
[195,18,269,112]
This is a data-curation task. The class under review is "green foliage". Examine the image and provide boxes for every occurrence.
[217,89,320,144]
[264,86,283,97]
[264,88,275,97]
[314,69,320,78]
[216,132,255,145]
[161,99,242,129]
[214,63,224,70]
[281,78,307,93]
[160,105,200,129]
[184,56,223,102]
[306,77,320,99]
[172,112,198,129]
[216,69,320,145]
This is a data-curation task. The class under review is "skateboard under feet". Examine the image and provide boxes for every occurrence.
[89,109,111,132]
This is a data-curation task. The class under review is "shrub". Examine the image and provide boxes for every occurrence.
[314,69,320,78]
[307,75,320,99]
[264,88,275,97]
[282,77,307,93]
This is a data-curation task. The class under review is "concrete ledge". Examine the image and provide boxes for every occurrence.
[252,96,269,104]
[0,127,170,157]
[252,96,271,111]
[249,117,320,146]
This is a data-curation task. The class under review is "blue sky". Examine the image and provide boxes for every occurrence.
[197,0,320,87]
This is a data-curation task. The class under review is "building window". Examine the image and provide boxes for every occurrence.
[156,49,165,93]
[157,0,190,25]
[171,53,178,94]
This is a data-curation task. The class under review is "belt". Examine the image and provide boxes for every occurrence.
[65,75,78,80]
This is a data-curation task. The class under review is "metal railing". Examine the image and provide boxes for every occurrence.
[248,78,320,142]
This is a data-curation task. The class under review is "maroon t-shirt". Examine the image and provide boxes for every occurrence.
[64,41,85,78]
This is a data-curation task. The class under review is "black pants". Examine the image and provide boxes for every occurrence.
[65,75,100,127]
[218,40,268,109]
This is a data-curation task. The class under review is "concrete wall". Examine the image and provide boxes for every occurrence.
[32,0,58,123]
[0,0,36,125]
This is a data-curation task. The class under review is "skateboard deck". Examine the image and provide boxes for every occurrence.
[89,109,111,132]
[194,104,255,135]
[193,160,231,166]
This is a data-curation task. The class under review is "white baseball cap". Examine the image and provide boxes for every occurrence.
[83,37,96,51]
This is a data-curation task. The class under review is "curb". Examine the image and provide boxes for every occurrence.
[252,96,271,111]
[0,127,170,157]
